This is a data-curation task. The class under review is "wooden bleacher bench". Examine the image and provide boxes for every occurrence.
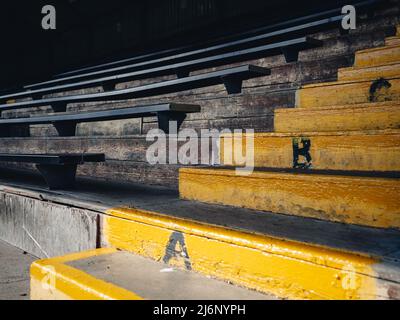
[0,65,269,115]
[0,153,105,189]
[52,0,381,79]
[0,37,320,102]
[0,103,200,137]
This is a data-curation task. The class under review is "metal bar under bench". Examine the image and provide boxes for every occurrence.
[0,103,200,137]
[0,153,105,190]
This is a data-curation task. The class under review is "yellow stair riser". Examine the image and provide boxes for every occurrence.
[385,37,400,47]
[274,104,400,132]
[103,207,382,300]
[220,132,400,171]
[296,78,400,108]
[179,168,400,229]
[338,63,400,81]
[354,44,400,68]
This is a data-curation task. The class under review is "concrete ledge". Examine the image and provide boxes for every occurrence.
[0,187,100,258]
[1,174,399,299]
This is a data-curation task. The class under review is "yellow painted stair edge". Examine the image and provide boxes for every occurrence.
[30,248,143,300]
[296,77,400,108]
[102,206,391,300]
[273,103,400,132]
[180,168,400,229]
[354,43,400,68]
[337,62,400,81]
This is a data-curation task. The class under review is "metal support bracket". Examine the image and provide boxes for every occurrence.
[36,164,78,190]
[175,68,191,79]
[0,124,30,137]
[281,47,300,63]
[157,111,187,133]
[51,102,67,113]
[53,121,77,137]
[221,75,243,94]
[102,82,116,92]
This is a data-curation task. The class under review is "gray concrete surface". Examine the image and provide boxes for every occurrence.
[0,186,99,259]
[69,251,277,300]
[0,239,37,300]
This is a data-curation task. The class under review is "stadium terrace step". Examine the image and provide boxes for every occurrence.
[31,248,273,300]
[0,173,397,300]
[179,167,400,229]
[385,36,400,47]
[354,44,400,68]
[220,130,400,171]
[274,102,400,132]
[337,62,400,81]
[295,77,400,108]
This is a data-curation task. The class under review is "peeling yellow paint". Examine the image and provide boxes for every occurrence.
[220,130,400,171]
[296,77,400,108]
[30,248,143,300]
[338,63,400,81]
[354,44,400,68]
[103,207,378,300]
[274,103,400,132]
[385,36,400,47]
[179,168,400,229]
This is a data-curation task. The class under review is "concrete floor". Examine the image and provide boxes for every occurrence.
[0,239,37,300]
[69,250,277,300]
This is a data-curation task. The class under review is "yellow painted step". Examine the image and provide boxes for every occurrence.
[274,102,400,132]
[180,168,400,229]
[220,130,400,171]
[385,36,400,47]
[101,207,397,299]
[338,62,400,81]
[354,44,400,68]
[296,77,400,108]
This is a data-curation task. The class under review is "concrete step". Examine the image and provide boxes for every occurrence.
[385,36,400,47]
[296,77,400,108]
[179,168,400,229]
[31,248,273,300]
[337,62,400,81]
[354,44,400,68]
[220,130,400,171]
[274,102,400,132]
[2,173,399,300]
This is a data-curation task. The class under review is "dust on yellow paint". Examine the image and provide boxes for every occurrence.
[104,207,379,300]
[179,168,400,229]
